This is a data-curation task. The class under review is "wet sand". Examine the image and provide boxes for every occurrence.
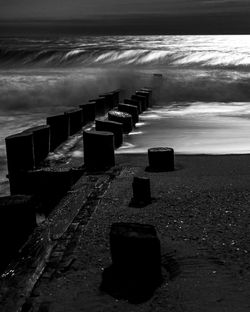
[25,153,250,312]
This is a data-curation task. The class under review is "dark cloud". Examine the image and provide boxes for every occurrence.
[0,0,249,19]
[0,0,250,34]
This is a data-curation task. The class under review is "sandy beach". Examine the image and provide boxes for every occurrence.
[14,153,250,312]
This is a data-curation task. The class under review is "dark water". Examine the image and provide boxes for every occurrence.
[1,35,250,195]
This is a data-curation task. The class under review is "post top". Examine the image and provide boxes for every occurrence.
[148,147,174,153]
[108,110,131,118]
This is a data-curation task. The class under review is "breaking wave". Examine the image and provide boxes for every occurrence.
[1,35,250,69]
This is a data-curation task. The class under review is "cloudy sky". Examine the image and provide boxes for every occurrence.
[1,0,250,34]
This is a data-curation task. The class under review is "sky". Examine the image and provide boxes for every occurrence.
[1,0,250,34]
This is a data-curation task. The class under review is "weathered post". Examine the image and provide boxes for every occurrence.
[124,99,142,114]
[101,222,162,302]
[47,113,70,151]
[148,147,175,171]
[118,103,139,124]
[5,132,34,175]
[89,97,107,116]
[95,119,123,148]
[83,130,115,171]
[131,176,151,206]
[141,88,153,106]
[0,195,37,270]
[79,102,96,124]
[100,90,120,109]
[108,111,133,133]
[64,108,83,135]
[131,94,147,111]
[136,91,150,107]
[23,125,50,167]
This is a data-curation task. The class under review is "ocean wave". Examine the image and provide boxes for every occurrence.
[1,45,250,69]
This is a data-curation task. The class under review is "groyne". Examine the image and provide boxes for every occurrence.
[0,84,154,311]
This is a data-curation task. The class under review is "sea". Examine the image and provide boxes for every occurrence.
[1,35,250,195]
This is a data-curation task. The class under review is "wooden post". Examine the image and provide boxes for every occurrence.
[131,176,151,206]
[131,95,147,112]
[47,114,70,151]
[22,125,50,167]
[124,98,142,114]
[95,119,123,148]
[101,222,162,302]
[64,108,83,135]
[108,110,133,134]
[118,103,139,124]
[148,147,175,171]
[141,88,153,106]
[79,102,96,124]
[136,91,150,107]
[100,90,120,108]
[0,195,37,271]
[5,132,35,176]
[83,130,115,171]
[89,97,107,116]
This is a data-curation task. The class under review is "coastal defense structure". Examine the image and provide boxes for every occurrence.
[83,130,115,171]
[0,195,37,271]
[131,176,151,206]
[79,103,96,123]
[1,86,158,306]
[118,103,139,124]
[148,147,175,171]
[22,125,50,167]
[89,97,109,116]
[101,222,162,302]
[5,132,35,194]
[5,132,35,175]
[95,119,123,148]
[136,90,151,107]
[124,98,142,113]
[108,111,133,133]
[6,125,51,194]
[131,94,147,111]
[64,108,84,135]
[100,90,120,110]
[4,86,152,196]
[47,113,70,151]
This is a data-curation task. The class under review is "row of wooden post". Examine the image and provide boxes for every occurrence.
[83,88,152,171]
[0,87,152,272]
[0,89,121,272]
[5,89,120,194]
